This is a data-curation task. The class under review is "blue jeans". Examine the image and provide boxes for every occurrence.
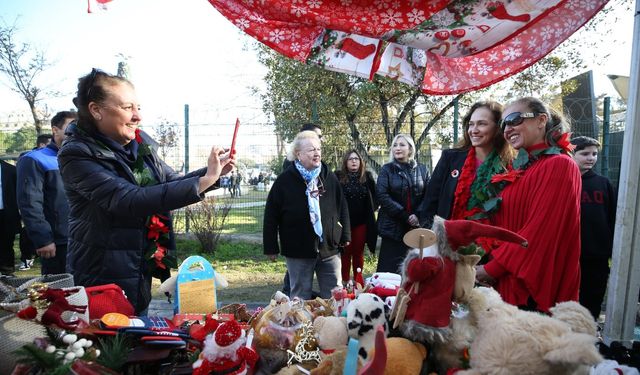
[286,254,341,300]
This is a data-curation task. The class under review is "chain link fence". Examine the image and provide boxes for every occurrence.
[1,98,627,235]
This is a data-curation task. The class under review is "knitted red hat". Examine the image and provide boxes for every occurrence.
[214,320,242,347]
[443,219,528,251]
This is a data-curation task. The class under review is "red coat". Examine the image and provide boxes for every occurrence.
[484,153,581,312]
[403,251,456,329]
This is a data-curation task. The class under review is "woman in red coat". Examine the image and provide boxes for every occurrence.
[475,97,581,312]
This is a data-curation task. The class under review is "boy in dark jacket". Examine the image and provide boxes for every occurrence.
[571,136,617,320]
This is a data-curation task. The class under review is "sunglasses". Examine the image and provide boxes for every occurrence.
[86,68,107,102]
[500,112,539,130]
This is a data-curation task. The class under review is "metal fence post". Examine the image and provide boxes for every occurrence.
[602,97,611,178]
[184,104,190,233]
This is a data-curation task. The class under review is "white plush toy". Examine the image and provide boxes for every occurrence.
[456,287,603,375]
[346,293,389,365]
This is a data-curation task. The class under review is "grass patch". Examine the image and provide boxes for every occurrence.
[223,207,264,234]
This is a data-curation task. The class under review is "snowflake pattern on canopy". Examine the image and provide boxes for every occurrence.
[207,0,608,94]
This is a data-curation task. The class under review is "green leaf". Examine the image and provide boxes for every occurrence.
[542,146,561,155]
[512,149,530,170]
[482,197,502,212]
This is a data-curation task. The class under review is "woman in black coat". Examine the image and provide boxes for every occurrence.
[376,134,429,273]
[263,131,350,300]
[423,101,513,232]
[335,149,378,286]
[59,69,234,314]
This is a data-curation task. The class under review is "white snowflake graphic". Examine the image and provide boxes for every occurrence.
[269,29,287,43]
[429,71,449,90]
[374,0,391,10]
[407,9,425,24]
[582,0,598,11]
[307,0,322,9]
[235,18,250,30]
[381,9,403,27]
[501,47,522,61]
[316,14,331,26]
[487,51,500,62]
[539,26,553,41]
[249,14,266,23]
[340,0,352,5]
[476,63,492,76]
[291,6,308,17]
[290,42,301,52]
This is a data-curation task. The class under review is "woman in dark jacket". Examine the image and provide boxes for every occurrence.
[335,149,378,286]
[59,69,234,314]
[376,134,429,273]
[263,131,350,300]
[423,100,513,229]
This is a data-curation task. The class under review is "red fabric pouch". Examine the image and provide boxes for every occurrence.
[85,283,135,319]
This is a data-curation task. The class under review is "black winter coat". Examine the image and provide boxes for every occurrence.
[59,124,209,313]
[376,160,429,242]
[263,163,351,259]
[335,170,378,253]
[0,160,20,235]
[422,149,467,228]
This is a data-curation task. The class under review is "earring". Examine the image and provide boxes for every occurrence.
[95,115,102,121]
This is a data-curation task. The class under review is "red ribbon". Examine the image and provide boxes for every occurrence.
[490,168,524,184]
[556,132,576,153]
[134,128,143,144]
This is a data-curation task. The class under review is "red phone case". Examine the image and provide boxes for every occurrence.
[230,118,240,155]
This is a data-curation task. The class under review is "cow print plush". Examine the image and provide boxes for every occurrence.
[346,293,389,362]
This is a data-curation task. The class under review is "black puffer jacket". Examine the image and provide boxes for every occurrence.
[376,160,429,242]
[58,124,209,313]
[263,163,351,259]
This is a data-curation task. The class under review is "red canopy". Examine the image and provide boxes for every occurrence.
[207,0,608,94]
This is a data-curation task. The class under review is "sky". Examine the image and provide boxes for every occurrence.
[0,0,269,127]
[0,0,635,129]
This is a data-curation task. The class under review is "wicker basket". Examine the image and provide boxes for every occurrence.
[0,274,75,374]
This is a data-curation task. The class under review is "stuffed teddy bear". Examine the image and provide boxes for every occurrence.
[346,293,389,364]
[395,216,527,344]
[456,287,602,375]
[314,316,348,352]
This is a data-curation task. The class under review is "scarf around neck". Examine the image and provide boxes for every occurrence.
[295,160,323,242]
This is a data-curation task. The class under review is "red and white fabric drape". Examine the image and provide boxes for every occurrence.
[206,0,608,94]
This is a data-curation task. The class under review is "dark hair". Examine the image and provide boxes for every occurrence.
[571,136,600,152]
[51,111,78,129]
[340,149,366,184]
[36,134,52,146]
[508,97,572,153]
[457,100,514,163]
[300,123,321,132]
[72,68,133,131]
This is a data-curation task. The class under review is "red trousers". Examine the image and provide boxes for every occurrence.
[341,224,366,284]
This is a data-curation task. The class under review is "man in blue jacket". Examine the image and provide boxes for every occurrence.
[17,111,77,274]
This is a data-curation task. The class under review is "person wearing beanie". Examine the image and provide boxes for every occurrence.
[398,216,527,343]
[475,97,582,313]
[571,136,617,320]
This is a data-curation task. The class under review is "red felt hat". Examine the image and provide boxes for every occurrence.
[215,320,242,347]
[443,219,528,251]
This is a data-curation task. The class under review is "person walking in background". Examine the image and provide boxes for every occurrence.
[235,170,242,197]
[423,100,514,253]
[229,171,237,196]
[475,97,582,312]
[375,134,429,273]
[335,149,377,286]
[17,133,53,271]
[0,159,20,275]
[59,69,234,315]
[17,111,77,275]
[571,136,617,320]
[264,130,350,299]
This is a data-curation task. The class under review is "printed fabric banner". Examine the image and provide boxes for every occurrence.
[206,0,609,95]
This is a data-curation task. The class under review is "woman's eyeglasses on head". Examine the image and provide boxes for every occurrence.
[500,112,539,130]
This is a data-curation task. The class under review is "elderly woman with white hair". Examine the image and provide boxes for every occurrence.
[376,133,429,273]
[263,130,350,299]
